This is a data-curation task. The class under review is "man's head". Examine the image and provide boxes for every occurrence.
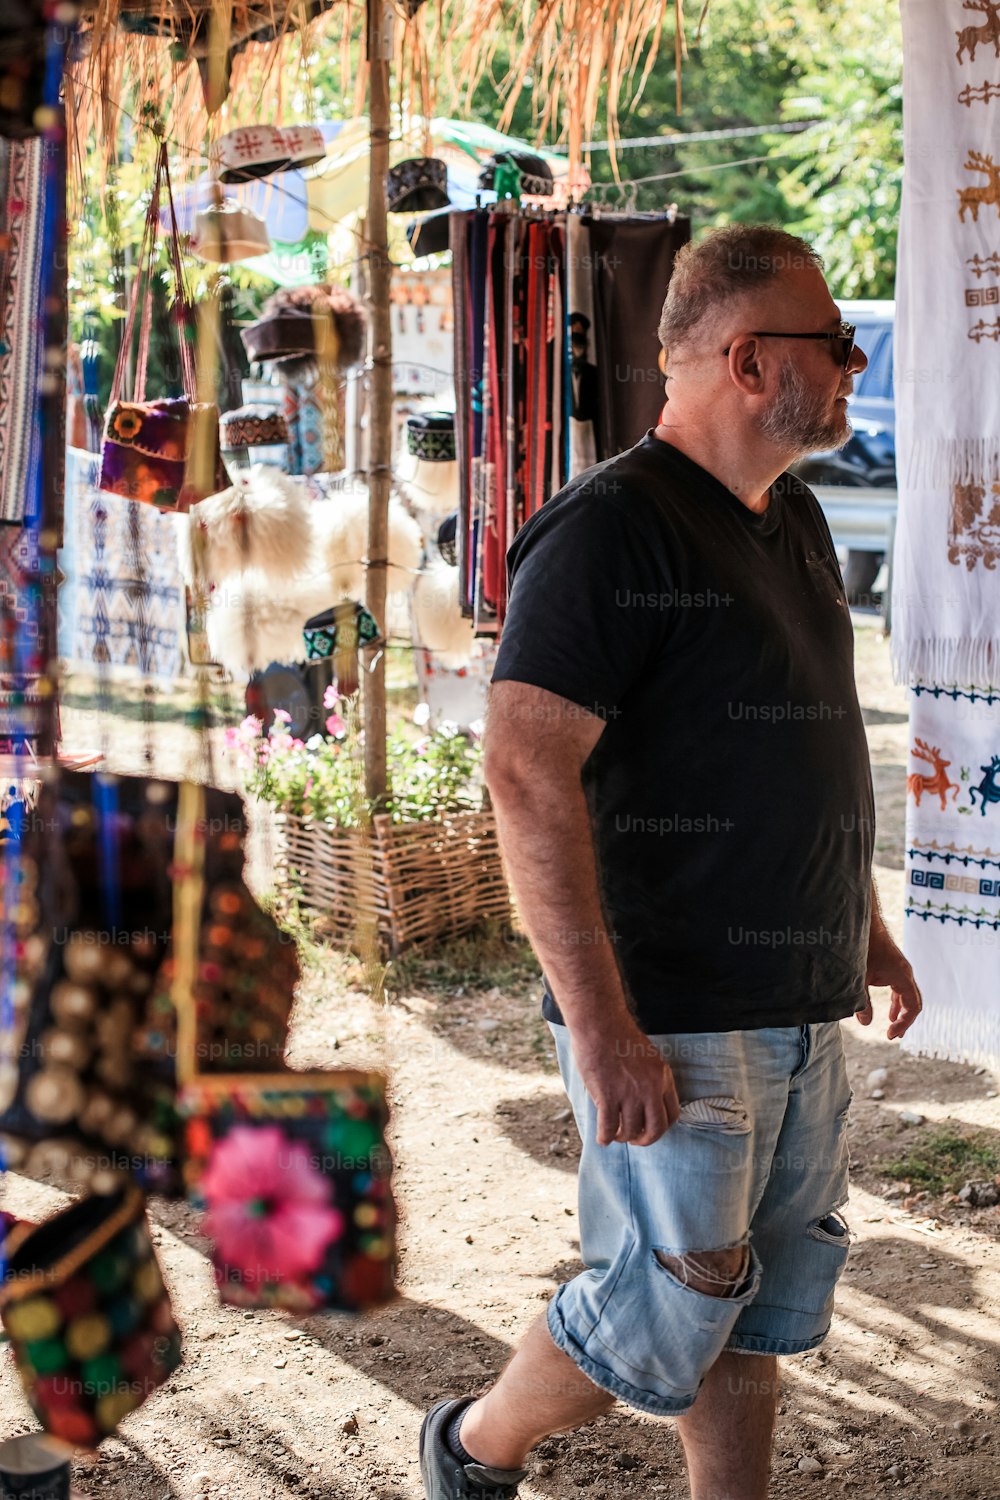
[658,226,867,460]
[569,311,591,357]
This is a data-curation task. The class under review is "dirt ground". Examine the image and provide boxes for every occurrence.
[2,618,998,1499]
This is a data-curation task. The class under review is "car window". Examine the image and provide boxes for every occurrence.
[853,325,892,399]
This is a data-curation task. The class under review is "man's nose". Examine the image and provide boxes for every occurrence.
[847,340,868,376]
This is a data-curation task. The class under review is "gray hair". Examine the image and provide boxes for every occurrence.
[658,226,824,357]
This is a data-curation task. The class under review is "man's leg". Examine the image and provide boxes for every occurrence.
[675,1351,779,1500]
[456,1245,764,1481]
[457,1310,615,1470]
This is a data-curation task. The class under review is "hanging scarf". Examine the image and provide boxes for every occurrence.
[901,685,1000,1069]
[0,138,45,526]
[892,0,1000,685]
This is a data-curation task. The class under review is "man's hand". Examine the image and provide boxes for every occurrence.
[856,934,923,1040]
[572,1022,681,1147]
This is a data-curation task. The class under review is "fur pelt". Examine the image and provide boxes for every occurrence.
[202,479,425,676]
[321,489,424,599]
[412,556,475,668]
[206,566,336,676]
[311,487,368,599]
[180,466,313,586]
[263,283,367,380]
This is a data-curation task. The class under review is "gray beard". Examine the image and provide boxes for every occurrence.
[756,356,851,456]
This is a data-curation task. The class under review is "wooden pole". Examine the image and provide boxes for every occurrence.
[364,0,393,805]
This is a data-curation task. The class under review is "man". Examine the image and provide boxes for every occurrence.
[568,311,600,426]
[419,225,923,1500]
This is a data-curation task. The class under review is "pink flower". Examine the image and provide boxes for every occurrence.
[224,727,238,747]
[200,1124,344,1285]
[240,714,262,737]
[272,709,292,725]
[323,684,340,710]
[325,712,346,736]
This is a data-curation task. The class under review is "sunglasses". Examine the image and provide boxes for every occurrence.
[723,320,857,369]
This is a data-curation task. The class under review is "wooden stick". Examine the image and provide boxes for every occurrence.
[364,0,393,805]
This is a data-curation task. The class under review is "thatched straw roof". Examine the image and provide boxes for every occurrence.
[72,0,707,182]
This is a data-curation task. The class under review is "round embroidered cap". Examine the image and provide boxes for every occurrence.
[386,157,450,214]
[437,511,458,567]
[214,125,327,183]
[477,150,554,198]
[303,602,383,662]
[406,411,456,463]
[221,406,290,449]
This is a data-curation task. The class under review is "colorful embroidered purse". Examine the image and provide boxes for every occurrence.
[98,143,226,514]
[0,1186,182,1448]
[172,783,396,1314]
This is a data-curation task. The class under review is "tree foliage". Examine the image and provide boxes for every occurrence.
[466,0,901,299]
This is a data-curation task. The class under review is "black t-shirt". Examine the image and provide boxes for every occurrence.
[491,432,874,1034]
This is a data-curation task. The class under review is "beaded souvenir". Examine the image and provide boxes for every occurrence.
[172,783,396,1313]
[0,771,297,1197]
[178,1072,395,1313]
[0,1187,182,1447]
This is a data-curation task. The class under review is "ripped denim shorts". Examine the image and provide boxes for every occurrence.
[547,1019,853,1416]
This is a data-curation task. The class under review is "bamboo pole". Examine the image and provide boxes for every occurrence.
[364,0,393,805]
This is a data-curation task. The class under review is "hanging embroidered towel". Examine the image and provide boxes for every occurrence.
[901,686,1000,1070]
[0,138,45,525]
[892,0,1000,686]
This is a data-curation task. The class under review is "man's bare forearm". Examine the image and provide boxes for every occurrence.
[488,767,634,1037]
[868,875,893,949]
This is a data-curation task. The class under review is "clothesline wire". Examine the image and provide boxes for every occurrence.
[552,118,825,153]
[585,142,815,201]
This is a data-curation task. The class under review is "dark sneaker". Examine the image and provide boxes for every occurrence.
[419,1397,527,1499]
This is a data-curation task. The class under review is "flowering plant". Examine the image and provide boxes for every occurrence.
[228,689,483,828]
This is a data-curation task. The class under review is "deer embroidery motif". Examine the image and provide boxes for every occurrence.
[969,755,1000,816]
[956,0,1000,62]
[907,740,960,811]
[958,151,1000,224]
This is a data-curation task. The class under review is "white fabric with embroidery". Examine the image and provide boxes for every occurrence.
[902,686,1000,1069]
[891,0,1000,686]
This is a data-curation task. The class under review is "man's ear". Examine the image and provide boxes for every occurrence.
[727,335,765,393]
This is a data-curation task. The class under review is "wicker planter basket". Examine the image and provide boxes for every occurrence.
[272,807,514,955]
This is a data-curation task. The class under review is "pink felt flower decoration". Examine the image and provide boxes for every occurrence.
[323,684,340,710]
[200,1124,344,1285]
[325,712,346,736]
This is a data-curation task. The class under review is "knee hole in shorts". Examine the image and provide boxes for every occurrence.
[654,1241,752,1298]
[676,1095,751,1133]
[808,1209,852,1246]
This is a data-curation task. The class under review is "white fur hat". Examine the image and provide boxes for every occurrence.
[183,466,313,585]
[320,488,424,598]
[413,555,475,668]
[206,567,336,676]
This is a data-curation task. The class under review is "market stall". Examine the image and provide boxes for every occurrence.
[0,0,752,1477]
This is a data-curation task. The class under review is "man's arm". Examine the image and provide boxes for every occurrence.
[855,876,923,1040]
[484,679,679,1147]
